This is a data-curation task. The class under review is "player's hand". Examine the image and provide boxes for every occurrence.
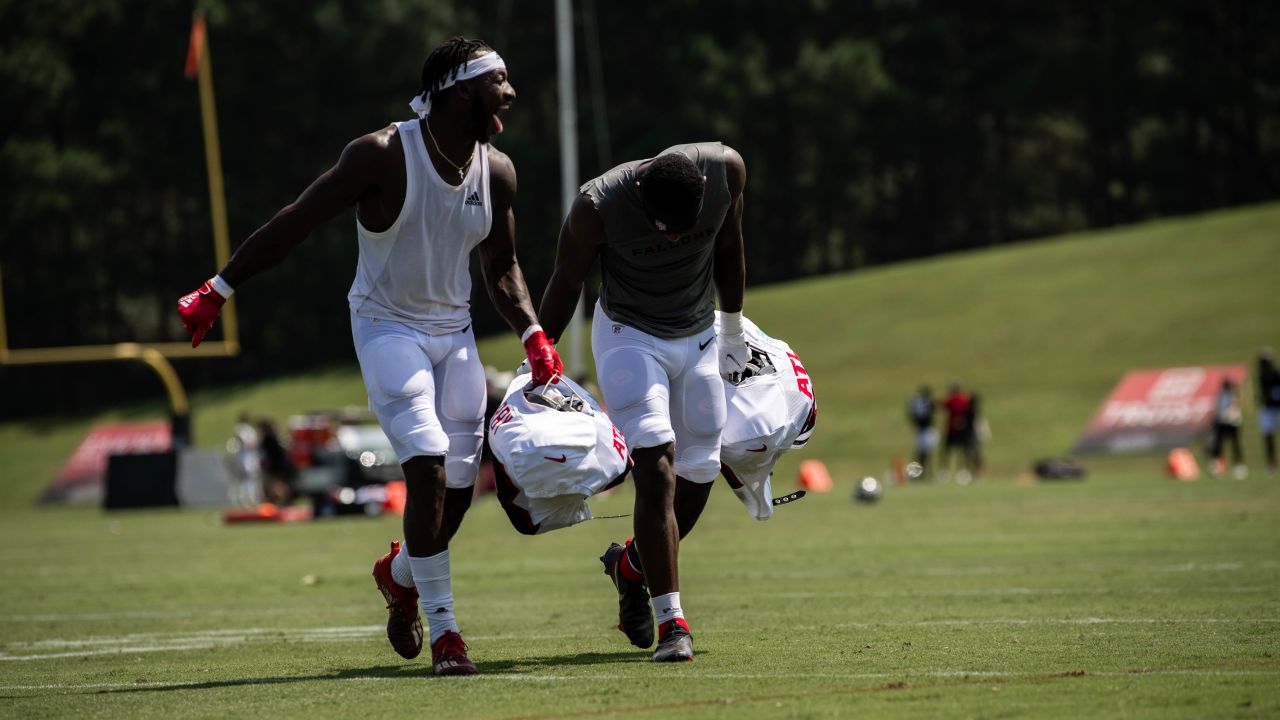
[523,327,563,385]
[719,331,749,383]
[177,279,228,348]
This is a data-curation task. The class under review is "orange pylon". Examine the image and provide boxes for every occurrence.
[1166,448,1199,481]
[797,459,834,492]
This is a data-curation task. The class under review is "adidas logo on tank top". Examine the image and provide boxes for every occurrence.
[464,191,483,206]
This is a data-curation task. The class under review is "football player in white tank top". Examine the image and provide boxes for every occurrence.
[177,37,561,677]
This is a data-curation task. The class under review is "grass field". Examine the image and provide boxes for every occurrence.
[1,204,1278,717]
[0,475,1277,718]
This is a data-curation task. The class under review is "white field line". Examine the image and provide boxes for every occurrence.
[0,626,383,660]
[0,644,220,661]
[834,617,1280,629]
[4,617,1280,661]
[732,586,1269,601]
[2,582,1271,625]
[0,606,371,623]
[914,560,1280,576]
[10,625,382,648]
[2,668,1279,692]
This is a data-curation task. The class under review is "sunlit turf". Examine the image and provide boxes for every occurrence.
[0,473,1276,718]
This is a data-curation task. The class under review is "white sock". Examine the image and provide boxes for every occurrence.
[409,550,459,644]
[389,544,414,588]
[652,591,684,625]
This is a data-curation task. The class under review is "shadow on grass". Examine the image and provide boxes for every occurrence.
[85,650,650,695]
[478,649,653,672]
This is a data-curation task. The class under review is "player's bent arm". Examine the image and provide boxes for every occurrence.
[712,147,747,314]
[477,150,540,335]
[538,193,604,343]
[482,151,562,385]
[218,133,389,288]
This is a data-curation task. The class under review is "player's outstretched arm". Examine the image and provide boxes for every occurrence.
[477,150,561,385]
[538,193,603,346]
[219,134,389,287]
[177,132,389,347]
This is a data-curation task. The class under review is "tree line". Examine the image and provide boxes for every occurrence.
[2,0,1277,417]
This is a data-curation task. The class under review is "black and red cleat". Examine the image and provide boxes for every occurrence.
[652,618,693,663]
[431,630,478,676]
[600,542,654,649]
[372,541,424,659]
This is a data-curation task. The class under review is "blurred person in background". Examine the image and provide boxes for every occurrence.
[940,383,975,483]
[229,411,261,506]
[1209,378,1246,479]
[176,36,561,676]
[1259,348,1280,475]
[907,385,936,479]
[539,142,748,663]
[256,418,297,505]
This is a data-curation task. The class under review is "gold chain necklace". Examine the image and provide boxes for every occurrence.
[423,118,475,181]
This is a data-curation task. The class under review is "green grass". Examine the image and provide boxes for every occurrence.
[763,202,1279,485]
[0,476,1276,718]
[0,203,1278,717]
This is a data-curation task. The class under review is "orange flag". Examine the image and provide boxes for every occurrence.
[184,13,206,79]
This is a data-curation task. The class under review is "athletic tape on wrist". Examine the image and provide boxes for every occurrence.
[521,324,543,344]
[209,275,234,299]
[720,311,743,336]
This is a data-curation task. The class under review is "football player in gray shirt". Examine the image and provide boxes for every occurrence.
[540,142,749,662]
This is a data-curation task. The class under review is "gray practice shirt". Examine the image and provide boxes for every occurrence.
[582,141,732,339]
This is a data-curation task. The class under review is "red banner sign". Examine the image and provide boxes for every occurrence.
[41,421,172,503]
[1072,365,1248,454]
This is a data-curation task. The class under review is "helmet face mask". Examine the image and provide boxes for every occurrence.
[523,384,589,414]
[732,343,778,386]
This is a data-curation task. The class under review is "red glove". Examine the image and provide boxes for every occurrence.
[523,326,563,386]
[177,278,228,347]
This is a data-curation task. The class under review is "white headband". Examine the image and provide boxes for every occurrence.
[409,51,507,118]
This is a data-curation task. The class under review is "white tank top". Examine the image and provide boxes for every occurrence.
[348,119,492,333]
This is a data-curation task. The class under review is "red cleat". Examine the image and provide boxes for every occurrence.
[431,630,478,676]
[372,541,423,659]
